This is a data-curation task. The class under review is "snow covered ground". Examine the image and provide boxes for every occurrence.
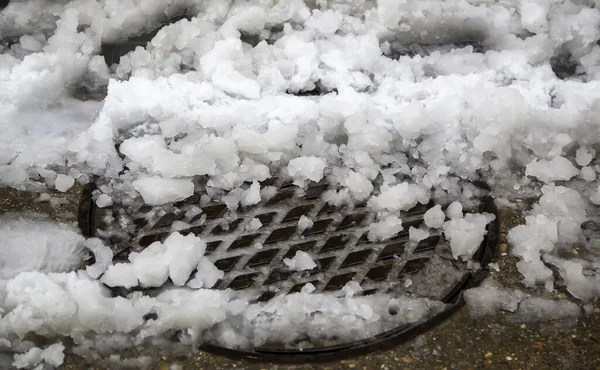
[1,0,600,368]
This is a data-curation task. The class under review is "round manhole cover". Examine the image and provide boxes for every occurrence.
[79,177,498,362]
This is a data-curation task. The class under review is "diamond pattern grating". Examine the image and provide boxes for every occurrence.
[81,178,498,304]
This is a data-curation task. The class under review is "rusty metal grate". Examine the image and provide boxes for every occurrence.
[79,177,498,362]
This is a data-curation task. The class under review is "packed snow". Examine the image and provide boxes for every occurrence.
[1,0,600,365]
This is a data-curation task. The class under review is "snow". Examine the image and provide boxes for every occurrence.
[132,177,194,206]
[283,251,317,271]
[1,0,600,360]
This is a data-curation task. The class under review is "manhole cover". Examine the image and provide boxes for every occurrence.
[78,177,498,362]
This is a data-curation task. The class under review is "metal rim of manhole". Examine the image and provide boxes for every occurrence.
[78,176,499,363]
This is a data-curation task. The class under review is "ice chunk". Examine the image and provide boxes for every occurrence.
[40,342,65,367]
[443,213,496,260]
[342,281,363,297]
[519,0,549,33]
[446,201,463,219]
[54,174,75,192]
[424,205,445,228]
[580,166,596,182]
[129,242,170,288]
[13,347,44,369]
[368,215,403,242]
[287,156,327,183]
[553,260,600,301]
[120,135,217,178]
[247,218,262,231]
[19,35,42,52]
[151,289,230,336]
[516,259,553,287]
[297,215,314,231]
[101,263,139,288]
[241,180,261,206]
[163,232,206,286]
[525,157,578,182]
[342,170,373,201]
[171,220,190,232]
[409,227,430,242]
[133,177,194,206]
[212,64,261,99]
[96,193,113,208]
[575,147,594,166]
[85,238,113,279]
[283,251,317,271]
[532,185,586,243]
[508,212,558,286]
[305,10,343,35]
[301,283,316,294]
[368,183,428,212]
[188,257,224,289]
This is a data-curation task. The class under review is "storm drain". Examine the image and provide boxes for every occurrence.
[79,177,498,362]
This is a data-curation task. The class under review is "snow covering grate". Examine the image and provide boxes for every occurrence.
[79,179,498,361]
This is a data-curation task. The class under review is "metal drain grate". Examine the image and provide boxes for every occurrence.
[79,178,498,362]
